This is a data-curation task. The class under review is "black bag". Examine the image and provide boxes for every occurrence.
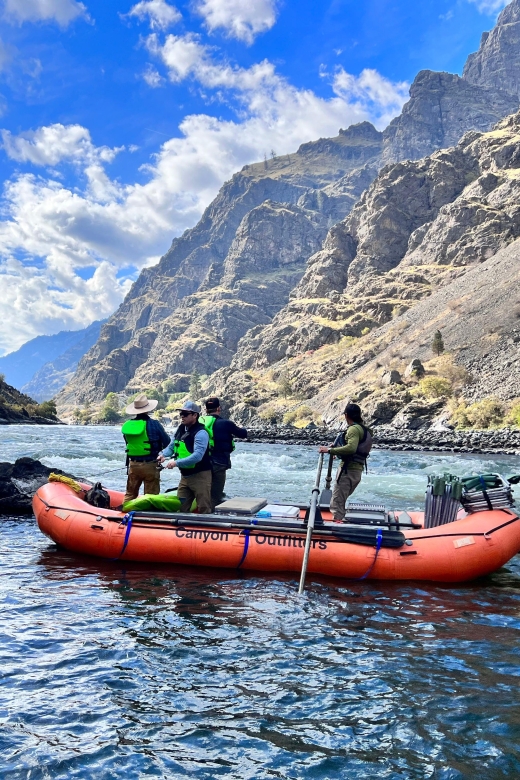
[84,482,110,509]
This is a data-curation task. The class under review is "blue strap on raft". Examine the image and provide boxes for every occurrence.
[357,528,383,580]
[112,512,134,560]
[236,529,251,569]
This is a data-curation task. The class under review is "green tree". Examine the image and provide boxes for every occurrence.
[98,393,121,423]
[189,370,201,399]
[36,399,58,419]
[144,387,166,409]
[278,372,292,398]
[431,330,445,356]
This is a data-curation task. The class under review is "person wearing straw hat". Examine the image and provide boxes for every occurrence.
[122,393,171,504]
[157,400,212,514]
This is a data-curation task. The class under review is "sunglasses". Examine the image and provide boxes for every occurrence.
[179,411,195,417]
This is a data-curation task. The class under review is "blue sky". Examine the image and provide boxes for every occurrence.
[0,0,510,354]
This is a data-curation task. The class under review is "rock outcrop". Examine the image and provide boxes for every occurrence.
[0,458,70,515]
[463,1,520,97]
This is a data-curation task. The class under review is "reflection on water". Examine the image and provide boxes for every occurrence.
[2,426,520,778]
[1,521,520,779]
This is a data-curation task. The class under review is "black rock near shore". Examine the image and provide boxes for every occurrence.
[0,458,72,516]
[246,424,520,455]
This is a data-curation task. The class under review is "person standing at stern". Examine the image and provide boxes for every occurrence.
[158,400,212,514]
[319,403,372,521]
[202,396,248,510]
[122,393,171,504]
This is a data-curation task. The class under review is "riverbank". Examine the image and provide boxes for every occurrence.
[247,424,520,455]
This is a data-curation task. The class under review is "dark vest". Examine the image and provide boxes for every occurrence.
[173,421,211,476]
[336,424,373,467]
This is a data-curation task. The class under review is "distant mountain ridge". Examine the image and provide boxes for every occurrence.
[58,1,520,416]
[0,321,105,400]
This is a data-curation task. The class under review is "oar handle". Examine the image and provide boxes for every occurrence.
[298,452,324,594]
[325,452,334,491]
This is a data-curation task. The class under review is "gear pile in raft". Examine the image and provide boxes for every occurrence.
[33,468,520,583]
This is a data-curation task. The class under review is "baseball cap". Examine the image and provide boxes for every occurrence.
[205,396,220,410]
[175,400,201,414]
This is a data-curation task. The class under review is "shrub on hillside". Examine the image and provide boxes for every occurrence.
[505,399,520,428]
[416,376,453,398]
[283,405,319,427]
[450,398,505,429]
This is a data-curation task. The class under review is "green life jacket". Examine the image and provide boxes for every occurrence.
[121,419,151,458]
[199,415,235,454]
[173,421,211,475]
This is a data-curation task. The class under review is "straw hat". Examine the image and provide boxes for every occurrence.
[125,393,158,415]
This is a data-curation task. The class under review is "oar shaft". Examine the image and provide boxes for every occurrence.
[298,452,324,594]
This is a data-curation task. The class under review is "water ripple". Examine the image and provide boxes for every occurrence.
[1,518,519,779]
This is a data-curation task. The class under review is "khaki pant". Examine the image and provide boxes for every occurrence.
[124,460,161,504]
[177,469,212,514]
[330,466,362,520]
[211,463,227,510]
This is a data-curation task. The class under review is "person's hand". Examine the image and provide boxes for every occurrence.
[157,454,165,463]
[318,446,330,454]
[166,460,177,469]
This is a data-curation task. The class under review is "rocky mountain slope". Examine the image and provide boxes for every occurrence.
[59,0,520,413]
[206,111,520,426]
[22,320,105,402]
[1,321,104,394]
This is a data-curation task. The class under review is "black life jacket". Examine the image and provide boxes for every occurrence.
[173,421,212,476]
[335,423,373,470]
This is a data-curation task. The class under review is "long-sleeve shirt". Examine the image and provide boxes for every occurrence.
[161,427,209,469]
[209,416,248,468]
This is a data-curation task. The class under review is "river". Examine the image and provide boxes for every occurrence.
[2,425,520,779]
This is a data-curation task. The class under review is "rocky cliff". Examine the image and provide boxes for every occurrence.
[59,0,520,414]
[206,111,520,426]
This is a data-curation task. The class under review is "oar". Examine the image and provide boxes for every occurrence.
[298,452,324,595]
[319,453,334,507]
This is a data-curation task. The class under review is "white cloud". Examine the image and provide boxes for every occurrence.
[127,0,181,30]
[466,0,509,13]
[1,123,119,166]
[195,0,278,44]
[142,63,164,87]
[3,0,89,26]
[0,47,409,351]
[332,67,410,127]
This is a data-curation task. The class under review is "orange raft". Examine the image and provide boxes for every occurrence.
[33,481,520,583]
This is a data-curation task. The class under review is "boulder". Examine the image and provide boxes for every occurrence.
[381,370,403,386]
[0,458,74,516]
[404,359,425,378]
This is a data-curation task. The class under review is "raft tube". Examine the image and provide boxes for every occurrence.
[33,481,520,583]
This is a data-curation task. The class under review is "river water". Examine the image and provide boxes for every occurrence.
[2,425,520,779]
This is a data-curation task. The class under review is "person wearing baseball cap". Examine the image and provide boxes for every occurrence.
[157,400,212,514]
[201,397,248,510]
[122,393,171,504]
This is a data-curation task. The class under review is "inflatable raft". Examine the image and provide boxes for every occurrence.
[33,481,520,583]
